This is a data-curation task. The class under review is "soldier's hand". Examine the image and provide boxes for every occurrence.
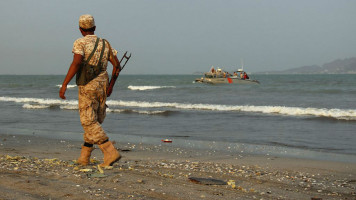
[115,68,120,76]
[59,85,67,99]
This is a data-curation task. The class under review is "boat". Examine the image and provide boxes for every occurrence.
[161,139,173,143]
[194,67,260,84]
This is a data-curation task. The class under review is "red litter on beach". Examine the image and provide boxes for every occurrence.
[161,139,172,143]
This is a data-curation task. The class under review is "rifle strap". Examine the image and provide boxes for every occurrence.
[97,39,105,68]
[83,37,100,64]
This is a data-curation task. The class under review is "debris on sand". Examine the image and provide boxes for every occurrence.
[188,177,226,185]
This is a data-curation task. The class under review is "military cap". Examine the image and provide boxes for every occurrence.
[79,14,95,29]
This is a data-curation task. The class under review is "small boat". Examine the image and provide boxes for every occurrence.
[194,67,259,85]
[161,139,173,143]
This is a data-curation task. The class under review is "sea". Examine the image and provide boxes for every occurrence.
[0,74,356,163]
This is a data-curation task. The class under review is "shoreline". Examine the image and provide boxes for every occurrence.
[3,127,356,164]
[0,133,355,199]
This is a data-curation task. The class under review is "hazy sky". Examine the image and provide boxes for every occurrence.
[0,0,355,75]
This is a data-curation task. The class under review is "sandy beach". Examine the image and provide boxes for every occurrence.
[0,133,355,200]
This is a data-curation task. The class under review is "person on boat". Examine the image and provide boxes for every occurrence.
[210,67,215,73]
[233,72,238,76]
[59,14,121,167]
[240,72,244,79]
[243,72,249,80]
[214,68,221,78]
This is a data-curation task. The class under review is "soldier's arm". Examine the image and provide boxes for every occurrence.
[59,54,83,99]
[109,53,121,77]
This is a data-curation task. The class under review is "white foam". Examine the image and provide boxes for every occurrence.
[1,96,356,120]
[60,105,78,110]
[107,108,168,115]
[106,100,356,120]
[23,104,49,109]
[128,85,176,91]
[56,84,76,89]
[0,96,77,106]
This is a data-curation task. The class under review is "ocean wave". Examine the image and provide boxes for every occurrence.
[128,85,176,91]
[0,96,77,106]
[23,104,49,109]
[56,84,76,89]
[106,100,356,120]
[1,96,356,120]
[107,108,174,115]
[60,105,78,110]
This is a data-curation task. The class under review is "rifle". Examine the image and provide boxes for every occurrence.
[107,51,131,97]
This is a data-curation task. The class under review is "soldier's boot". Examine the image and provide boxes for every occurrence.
[99,141,121,167]
[77,145,94,166]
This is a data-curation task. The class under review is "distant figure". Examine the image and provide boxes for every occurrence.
[233,72,237,76]
[210,66,215,73]
[243,72,249,80]
[240,72,244,79]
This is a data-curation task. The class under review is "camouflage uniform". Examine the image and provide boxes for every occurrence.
[73,35,118,144]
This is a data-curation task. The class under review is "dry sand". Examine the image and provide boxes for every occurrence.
[0,133,355,200]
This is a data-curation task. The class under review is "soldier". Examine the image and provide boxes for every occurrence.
[59,14,121,167]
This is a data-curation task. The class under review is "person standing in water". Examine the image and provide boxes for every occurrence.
[59,14,121,167]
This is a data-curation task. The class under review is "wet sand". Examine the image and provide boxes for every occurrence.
[0,133,355,200]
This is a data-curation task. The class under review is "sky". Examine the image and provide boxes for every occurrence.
[0,0,355,75]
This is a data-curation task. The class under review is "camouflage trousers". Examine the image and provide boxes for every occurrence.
[78,75,109,144]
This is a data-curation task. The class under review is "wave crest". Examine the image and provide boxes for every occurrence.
[23,104,49,109]
[1,96,355,120]
[56,84,76,89]
[128,85,176,91]
[107,100,356,120]
[107,108,174,115]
